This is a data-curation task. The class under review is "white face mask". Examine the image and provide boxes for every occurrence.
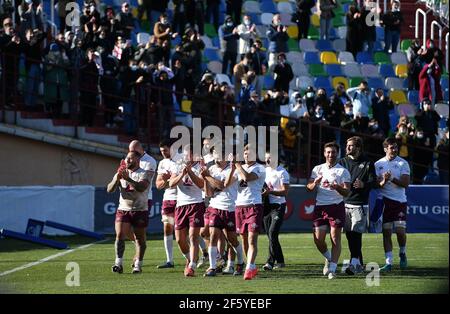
[90,5,96,12]
[244,19,251,26]
[347,110,353,116]
[306,92,314,98]
[417,133,424,139]
[226,22,233,27]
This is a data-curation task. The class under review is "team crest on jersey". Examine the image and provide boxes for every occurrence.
[322,179,330,188]
[359,164,365,168]
[194,218,200,224]
[227,221,234,227]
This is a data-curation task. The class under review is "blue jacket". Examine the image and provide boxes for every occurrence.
[266,24,289,53]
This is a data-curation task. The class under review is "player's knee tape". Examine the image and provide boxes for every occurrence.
[161,214,175,225]
[383,221,407,230]
[314,225,328,231]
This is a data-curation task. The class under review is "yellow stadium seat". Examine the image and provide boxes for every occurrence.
[321,51,339,64]
[181,100,192,113]
[311,14,320,27]
[390,90,407,104]
[280,117,289,130]
[332,76,349,90]
[395,64,408,78]
[132,8,139,18]
[287,25,299,39]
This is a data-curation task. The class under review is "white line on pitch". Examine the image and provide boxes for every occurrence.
[0,239,108,277]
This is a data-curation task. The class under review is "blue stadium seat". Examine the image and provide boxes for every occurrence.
[304,52,321,64]
[316,39,333,51]
[379,64,396,78]
[356,51,374,64]
[407,90,419,106]
[444,89,449,102]
[204,48,219,61]
[367,77,385,91]
[247,13,261,25]
[260,1,277,13]
[374,41,384,51]
[376,26,384,41]
[441,77,449,90]
[325,64,344,77]
[171,36,182,46]
[314,77,332,90]
[211,36,220,48]
[264,76,275,90]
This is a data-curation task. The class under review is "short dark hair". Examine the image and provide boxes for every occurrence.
[347,136,363,150]
[383,137,397,148]
[159,139,172,148]
[324,141,340,152]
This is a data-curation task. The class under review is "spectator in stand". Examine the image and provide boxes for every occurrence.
[100,6,120,42]
[18,0,44,37]
[411,128,434,184]
[239,89,259,127]
[237,14,259,60]
[372,88,394,137]
[406,39,422,91]
[226,0,243,26]
[79,48,100,126]
[289,92,309,120]
[266,14,289,72]
[249,40,267,98]
[419,58,443,106]
[140,35,164,66]
[233,52,253,101]
[303,86,316,116]
[57,0,71,33]
[360,0,378,54]
[380,0,403,53]
[136,0,151,29]
[340,101,357,145]
[172,57,187,107]
[328,83,351,149]
[347,80,372,133]
[317,0,337,40]
[43,43,70,118]
[172,0,188,35]
[314,88,330,114]
[187,0,205,36]
[154,13,179,65]
[116,2,135,40]
[283,120,302,171]
[148,0,169,33]
[421,39,444,68]
[101,53,120,128]
[153,70,176,137]
[192,72,215,125]
[294,0,316,40]
[415,99,441,149]
[346,4,363,57]
[219,15,239,76]
[181,28,205,93]
[436,128,449,184]
[273,53,294,94]
[395,122,412,161]
[260,89,286,128]
[206,0,220,33]
[24,28,46,110]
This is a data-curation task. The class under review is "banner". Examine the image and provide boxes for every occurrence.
[0,186,95,235]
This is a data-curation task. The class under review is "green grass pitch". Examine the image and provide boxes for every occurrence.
[0,233,448,294]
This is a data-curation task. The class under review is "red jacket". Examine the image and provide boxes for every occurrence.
[419,63,443,103]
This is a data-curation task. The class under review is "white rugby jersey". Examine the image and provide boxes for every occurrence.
[118,168,151,211]
[157,158,177,201]
[208,164,239,211]
[236,163,266,206]
[140,153,157,200]
[171,161,204,207]
[265,165,290,204]
[310,163,351,206]
[375,156,410,203]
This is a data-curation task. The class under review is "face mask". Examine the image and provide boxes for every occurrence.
[274,21,280,26]
[417,133,424,139]
[130,65,138,71]
[226,22,233,27]
[371,123,378,130]
[244,19,251,26]
[392,6,399,12]
[347,110,353,116]
[279,59,285,64]
[161,19,168,25]
[121,43,127,49]
[316,109,323,117]
[427,68,433,75]
[306,92,314,98]
[241,80,247,85]
[99,34,105,39]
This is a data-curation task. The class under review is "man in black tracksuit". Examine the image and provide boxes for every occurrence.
[338,136,378,275]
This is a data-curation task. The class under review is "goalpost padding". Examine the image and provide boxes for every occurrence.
[0,229,68,250]
[45,220,105,240]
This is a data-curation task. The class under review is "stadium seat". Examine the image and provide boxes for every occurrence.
[361,64,379,78]
[289,78,298,90]
[332,16,345,27]
[307,27,320,40]
[374,52,391,64]
[400,39,412,52]
[343,63,362,77]
[299,39,318,52]
[137,32,150,46]
[171,36,182,46]
[297,76,314,89]
[395,64,408,78]
[309,64,327,76]
[390,90,408,104]
[247,13,261,25]
[397,103,417,117]
[391,52,408,65]
[205,23,217,37]
[304,51,321,64]
[287,25,299,39]
[367,77,386,90]
[201,36,214,48]
[321,51,339,64]
[349,77,364,88]
[207,61,222,74]
[260,1,277,13]
[204,48,219,61]
[440,77,449,90]
[376,26,384,41]
[215,73,232,86]
[407,90,420,106]
[332,39,346,52]
[292,63,309,76]
[316,39,334,51]
[311,14,320,27]
[261,13,274,25]
[256,25,268,38]
[337,26,347,39]
[243,1,261,13]
[181,100,192,113]
[385,77,405,90]
[277,1,294,14]
[325,64,344,76]
[338,51,356,64]
[288,38,300,51]
[334,4,345,16]
[314,77,332,90]
[280,13,294,26]
[287,51,304,63]
[264,76,275,90]
[356,51,374,64]
[332,76,349,89]
[211,36,220,48]
[379,64,396,78]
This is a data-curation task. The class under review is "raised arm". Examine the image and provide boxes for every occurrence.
[107,173,121,193]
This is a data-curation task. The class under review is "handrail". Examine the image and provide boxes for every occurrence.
[446,32,449,73]
[415,8,428,49]
[430,20,443,50]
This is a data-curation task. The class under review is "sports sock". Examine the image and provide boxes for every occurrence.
[399,246,406,255]
[164,235,174,263]
[227,260,235,268]
[234,243,244,264]
[209,246,218,269]
[115,257,123,266]
[322,250,331,262]
[385,251,393,265]
[350,258,360,266]
[246,263,256,270]
[329,262,337,273]
[198,236,207,252]
[189,261,197,269]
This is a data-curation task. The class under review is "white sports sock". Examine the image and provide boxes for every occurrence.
[189,261,197,269]
[322,250,331,262]
[198,236,207,251]
[164,235,174,263]
[399,246,406,254]
[385,251,393,265]
[227,260,235,268]
[329,262,337,273]
[115,257,123,266]
[351,258,360,266]
[209,246,218,269]
[246,263,256,270]
[136,260,143,267]
[183,253,190,262]
[234,243,244,264]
